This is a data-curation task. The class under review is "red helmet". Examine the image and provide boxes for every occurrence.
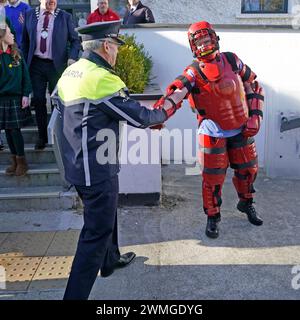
[188,21,220,60]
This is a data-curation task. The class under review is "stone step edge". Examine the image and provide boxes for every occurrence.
[0,167,59,175]
[0,190,77,200]
[1,146,53,153]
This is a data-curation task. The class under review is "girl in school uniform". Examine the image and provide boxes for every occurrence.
[0,23,32,176]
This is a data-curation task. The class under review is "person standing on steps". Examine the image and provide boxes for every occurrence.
[87,0,120,24]
[22,0,80,150]
[0,22,32,176]
[4,0,31,48]
[123,0,155,24]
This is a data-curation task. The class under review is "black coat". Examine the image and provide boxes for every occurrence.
[123,1,155,24]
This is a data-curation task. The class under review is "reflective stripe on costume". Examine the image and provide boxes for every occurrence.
[199,133,258,215]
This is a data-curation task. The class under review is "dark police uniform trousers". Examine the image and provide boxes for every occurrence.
[63,176,120,300]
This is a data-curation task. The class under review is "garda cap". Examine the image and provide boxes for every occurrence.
[77,20,125,45]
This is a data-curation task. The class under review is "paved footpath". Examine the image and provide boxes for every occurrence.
[0,164,300,300]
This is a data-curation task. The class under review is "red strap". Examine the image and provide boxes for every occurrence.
[0,48,12,55]
[40,11,50,54]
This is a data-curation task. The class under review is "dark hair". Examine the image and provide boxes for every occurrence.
[0,25,21,64]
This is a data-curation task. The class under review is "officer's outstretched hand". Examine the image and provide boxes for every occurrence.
[149,97,166,130]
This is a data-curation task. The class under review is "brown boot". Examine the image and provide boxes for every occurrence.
[5,155,17,176]
[15,156,28,177]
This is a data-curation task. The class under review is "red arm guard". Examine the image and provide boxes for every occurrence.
[166,70,194,97]
[153,97,181,117]
[231,53,257,84]
[242,81,264,137]
[150,70,194,130]
[240,64,257,83]
[150,96,182,130]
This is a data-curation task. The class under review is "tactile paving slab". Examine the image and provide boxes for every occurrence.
[0,257,42,291]
[0,232,55,257]
[46,230,80,256]
[29,256,73,290]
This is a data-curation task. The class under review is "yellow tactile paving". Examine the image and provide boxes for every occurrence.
[29,256,73,290]
[46,230,79,256]
[0,232,55,257]
[0,231,79,292]
[0,257,42,291]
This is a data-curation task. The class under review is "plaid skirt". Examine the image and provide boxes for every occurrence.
[0,96,32,130]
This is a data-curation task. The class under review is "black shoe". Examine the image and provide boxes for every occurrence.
[205,213,221,239]
[34,139,47,150]
[237,200,263,226]
[101,252,136,278]
[0,144,4,151]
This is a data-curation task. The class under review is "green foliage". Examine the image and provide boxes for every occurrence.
[115,34,153,94]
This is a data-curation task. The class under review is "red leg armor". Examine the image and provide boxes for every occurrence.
[227,134,258,200]
[199,134,228,216]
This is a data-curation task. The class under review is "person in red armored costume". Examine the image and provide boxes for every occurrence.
[153,21,264,239]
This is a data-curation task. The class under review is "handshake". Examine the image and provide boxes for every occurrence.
[150,96,182,130]
[150,87,188,130]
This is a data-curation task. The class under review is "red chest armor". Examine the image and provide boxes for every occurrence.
[187,53,248,130]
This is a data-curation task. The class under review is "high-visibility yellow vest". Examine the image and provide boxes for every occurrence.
[57,58,126,104]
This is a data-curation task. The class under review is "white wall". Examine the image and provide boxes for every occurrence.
[90,0,300,26]
[121,26,300,177]
[145,0,300,25]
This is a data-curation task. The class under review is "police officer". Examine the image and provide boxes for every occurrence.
[53,20,179,300]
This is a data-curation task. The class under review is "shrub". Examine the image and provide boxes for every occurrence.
[115,34,153,94]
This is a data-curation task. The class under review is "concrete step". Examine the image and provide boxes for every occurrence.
[0,163,62,188]
[0,186,80,212]
[0,144,56,165]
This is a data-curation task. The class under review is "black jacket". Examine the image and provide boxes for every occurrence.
[54,51,167,186]
[123,1,155,24]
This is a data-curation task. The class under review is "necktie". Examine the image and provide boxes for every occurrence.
[40,11,50,54]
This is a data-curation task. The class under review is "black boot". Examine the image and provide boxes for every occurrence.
[237,199,263,226]
[205,213,221,239]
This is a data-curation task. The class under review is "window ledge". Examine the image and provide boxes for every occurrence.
[236,13,293,19]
